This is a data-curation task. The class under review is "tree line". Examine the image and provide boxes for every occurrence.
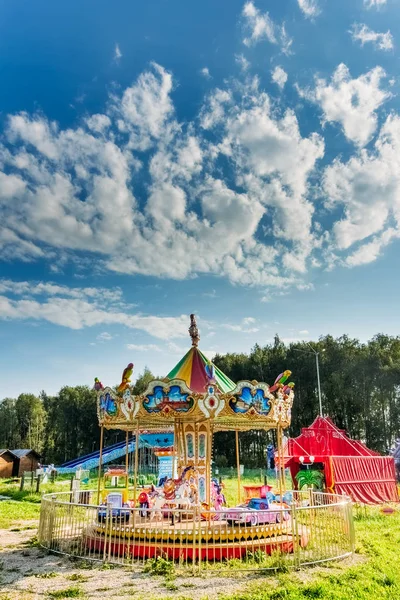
[1,334,399,467]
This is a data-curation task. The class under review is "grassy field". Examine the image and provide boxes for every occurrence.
[0,478,399,599]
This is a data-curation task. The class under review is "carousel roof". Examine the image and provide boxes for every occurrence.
[96,314,295,432]
[166,346,236,394]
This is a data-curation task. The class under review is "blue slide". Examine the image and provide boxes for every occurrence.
[57,433,173,474]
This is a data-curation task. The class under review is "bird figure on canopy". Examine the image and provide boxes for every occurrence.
[117,363,134,393]
[269,370,292,392]
[282,382,295,395]
[94,377,104,391]
[205,360,216,384]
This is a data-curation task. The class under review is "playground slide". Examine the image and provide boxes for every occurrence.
[57,433,173,474]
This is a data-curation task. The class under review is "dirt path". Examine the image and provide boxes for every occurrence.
[0,524,268,600]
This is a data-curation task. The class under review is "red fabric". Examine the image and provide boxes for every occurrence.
[190,348,208,393]
[283,416,399,504]
[332,456,398,504]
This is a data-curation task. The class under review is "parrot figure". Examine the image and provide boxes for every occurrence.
[274,370,292,386]
[282,382,295,395]
[205,360,216,384]
[269,382,283,393]
[94,377,104,391]
[117,362,134,393]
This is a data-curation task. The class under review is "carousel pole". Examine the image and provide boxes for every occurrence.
[235,430,241,504]
[172,421,177,479]
[181,422,187,465]
[125,430,129,491]
[206,423,212,507]
[277,425,284,500]
[133,421,140,506]
[96,425,104,504]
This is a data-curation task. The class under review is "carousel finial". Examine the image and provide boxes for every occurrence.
[189,314,200,347]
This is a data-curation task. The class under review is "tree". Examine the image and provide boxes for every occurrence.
[131,367,156,395]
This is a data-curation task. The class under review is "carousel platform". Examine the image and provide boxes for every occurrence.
[85,517,309,561]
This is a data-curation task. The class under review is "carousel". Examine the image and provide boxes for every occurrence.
[89,314,303,560]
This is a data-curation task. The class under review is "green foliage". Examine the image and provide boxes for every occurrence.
[144,556,175,579]
[47,588,84,599]
[295,469,324,490]
[2,334,400,467]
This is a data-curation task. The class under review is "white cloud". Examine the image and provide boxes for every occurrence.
[223,317,259,333]
[0,280,189,339]
[97,332,113,341]
[0,279,123,303]
[114,43,122,62]
[351,24,393,51]
[364,0,387,8]
[86,114,112,133]
[242,1,276,46]
[345,229,398,266]
[0,62,326,293]
[242,2,293,54]
[297,0,320,18]
[235,54,250,72]
[271,66,288,89]
[298,329,309,335]
[126,343,162,352]
[200,67,211,79]
[243,317,256,325]
[298,63,391,146]
[323,114,400,252]
[116,62,174,151]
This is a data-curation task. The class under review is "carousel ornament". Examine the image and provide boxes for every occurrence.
[189,313,200,347]
[117,362,134,393]
[94,377,104,391]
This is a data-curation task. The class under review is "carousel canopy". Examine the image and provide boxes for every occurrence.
[167,346,235,394]
[96,314,295,432]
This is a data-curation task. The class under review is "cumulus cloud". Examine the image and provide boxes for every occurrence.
[298,63,391,146]
[351,24,393,51]
[271,66,288,89]
[242,2,293,54]
[345,229,399,267]
[200,67,212,79]
[0,63,326,290]
[297,0,320,18]
[323,114,400,251]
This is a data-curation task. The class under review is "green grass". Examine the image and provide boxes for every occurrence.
[0,501,41,528]
[46,587,85,599]
[217,507,400,600]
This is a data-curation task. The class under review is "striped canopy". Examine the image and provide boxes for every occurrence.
[167,346,236,394]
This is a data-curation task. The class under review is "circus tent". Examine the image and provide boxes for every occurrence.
[284,416,398,504]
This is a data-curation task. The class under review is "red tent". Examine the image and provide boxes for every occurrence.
[284,416,398,504]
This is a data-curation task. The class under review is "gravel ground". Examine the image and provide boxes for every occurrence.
[0,523,268,600]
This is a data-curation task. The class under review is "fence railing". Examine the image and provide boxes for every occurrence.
[38,490,354,572]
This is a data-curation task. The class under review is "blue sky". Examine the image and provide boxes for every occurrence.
[1,0,400,398]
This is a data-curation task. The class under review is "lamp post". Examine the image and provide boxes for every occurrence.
[294,344,324,417]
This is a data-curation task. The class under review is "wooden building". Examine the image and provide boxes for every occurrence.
[0,450,16,478]
[11,449,41,477]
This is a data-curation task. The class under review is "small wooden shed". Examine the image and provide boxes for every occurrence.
[11,449,41,477]
[0,450,16,478]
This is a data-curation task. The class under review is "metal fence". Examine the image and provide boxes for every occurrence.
[38,490,354,572]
